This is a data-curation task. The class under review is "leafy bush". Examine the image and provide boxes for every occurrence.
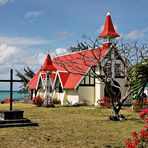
[97,96,112,108]
[125,108,148,148]
[51,98,61,104]
[32,96,44,107]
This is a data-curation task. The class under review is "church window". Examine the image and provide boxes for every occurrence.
[55,76,63,93]
[80,68,95,86]
[104,63,111,76]
[85,75,89,84]
[115,63,121,76]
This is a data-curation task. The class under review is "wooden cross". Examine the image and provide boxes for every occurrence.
[0,69,22,110]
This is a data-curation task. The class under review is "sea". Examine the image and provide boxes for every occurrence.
[0,90,28,102]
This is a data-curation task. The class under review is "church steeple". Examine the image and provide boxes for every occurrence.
[41,53,56,71]
[99,12,120,40]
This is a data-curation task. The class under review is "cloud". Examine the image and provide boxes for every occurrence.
[0,44,19,65]
[54,48,68,56]
[0,44,46,66]
[123,28,148,40]
[0,36,49,46]
[25,11,43,19]
[55,31,73,38]
[0,43,46,90]
[0,0,10,6]
[0,35,53,77]
[0,45,67,68]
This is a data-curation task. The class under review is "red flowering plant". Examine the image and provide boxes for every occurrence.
[97,96,112,108]
[132,99,148,112]
[125,108,148,148]
[32,95,44,107]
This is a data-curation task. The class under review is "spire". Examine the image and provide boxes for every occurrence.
[99,12,120,38]
[41,53,56,71]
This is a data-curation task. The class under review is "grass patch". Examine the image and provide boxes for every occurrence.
[0,103,145,148]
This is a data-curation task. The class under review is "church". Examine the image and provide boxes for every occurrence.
[28,13,127,106]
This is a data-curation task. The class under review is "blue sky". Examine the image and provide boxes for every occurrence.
[0,0,148,90]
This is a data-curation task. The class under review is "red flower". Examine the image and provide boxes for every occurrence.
[146,116,148,124]
[32,95,44,107]
[131,132,137,137]
[140,129,148,140]
[140,108,148,119]
[97,96,111,108]
[134,139,139,145]
[125,108,148,147]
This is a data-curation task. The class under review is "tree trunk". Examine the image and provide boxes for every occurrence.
[110,102,126,121]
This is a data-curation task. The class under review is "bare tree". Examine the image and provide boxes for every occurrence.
[54,35,148,120]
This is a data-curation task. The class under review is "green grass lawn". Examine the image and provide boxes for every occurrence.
[0,103,145,148]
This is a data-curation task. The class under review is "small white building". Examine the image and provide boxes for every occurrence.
[28,13,127,106]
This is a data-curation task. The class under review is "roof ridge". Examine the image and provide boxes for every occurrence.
[53,46,103,59]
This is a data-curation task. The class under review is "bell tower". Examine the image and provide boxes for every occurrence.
[99,13,120,79]
[99,12,120,43]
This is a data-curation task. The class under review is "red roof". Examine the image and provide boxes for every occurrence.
[41,72,56,83]
[41,73,46,80]
[28,54,57,90]
[99,13,120,38]
[28,69,41,89]
[41,53,57,71]
[50,72,56,83]
[58,72,69,87]
[53,43,110,89]
[28,43,110,90]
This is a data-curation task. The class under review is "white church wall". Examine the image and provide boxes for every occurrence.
[78,86,95,105]
[94,65,105,106]
[53,90,65,105]
[94,79,105,106]
[65,90,79,105]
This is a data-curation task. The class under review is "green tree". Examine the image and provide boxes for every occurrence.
[15,66,35,94]
[130,59,148,107]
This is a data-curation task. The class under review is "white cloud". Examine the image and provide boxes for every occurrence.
[53,48,68,56]
[0,0,10,6]
[123,28,148,40]
[0,44,45,70]
[25,11,43,19]
[0,36,49,46]
[0,36,52,74]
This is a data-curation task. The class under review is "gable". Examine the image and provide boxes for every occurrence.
[54,74,63,93]
[78,67,95,87]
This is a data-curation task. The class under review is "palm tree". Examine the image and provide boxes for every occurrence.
[130,59,148,107]
[15,66,35,94]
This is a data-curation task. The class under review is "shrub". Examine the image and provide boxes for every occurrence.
[125,108,148,148]
[97,96,112,108]
[32,96,44,107]
[51,98,61,104]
